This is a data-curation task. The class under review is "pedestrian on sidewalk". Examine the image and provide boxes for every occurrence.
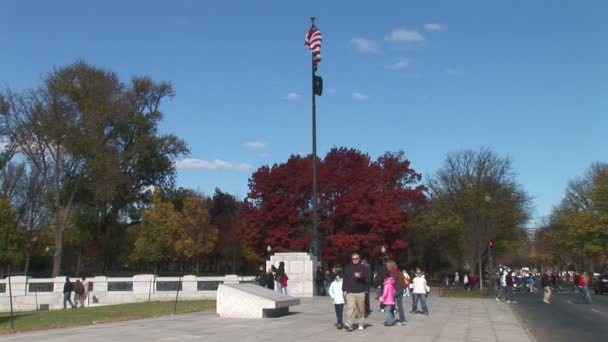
[387,260,407,325]
[577,272,592,304]
[265,268,275,290]
[316,266,325,296]
[74,279,86,308]
[342,252,371,332]
[410,268,429,315]
[379,269,396,326]
[271,262,285,293]
[63,276,76,309]
[542,271,552,304]
[328,272,345,330]
[506,270,517,304]
[374,260,389,313]
[361,259,372,317]
[463,273,469,291]
[281,273,289,295]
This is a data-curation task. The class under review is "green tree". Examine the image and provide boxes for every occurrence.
[0,197,25,270]
[540,163,608,270]
[424,148,531,288]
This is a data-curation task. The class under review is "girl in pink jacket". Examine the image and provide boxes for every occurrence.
[379,275,396,326]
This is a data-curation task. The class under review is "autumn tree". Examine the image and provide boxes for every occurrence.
[130,191,179,273]
[423,148,531,287]
[240,148,425,264]
[207,189,245,273]
[175,194,218,274]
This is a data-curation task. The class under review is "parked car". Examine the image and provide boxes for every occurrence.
[594,273,608,295]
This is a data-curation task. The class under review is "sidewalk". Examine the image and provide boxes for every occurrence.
[1,295,531,342]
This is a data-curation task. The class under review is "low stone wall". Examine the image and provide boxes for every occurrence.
[0,274,255,312]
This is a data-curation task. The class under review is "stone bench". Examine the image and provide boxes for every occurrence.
[216,283,300,319]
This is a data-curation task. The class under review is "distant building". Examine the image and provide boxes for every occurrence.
[527,229,536,241]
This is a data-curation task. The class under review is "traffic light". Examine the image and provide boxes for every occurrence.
[489,240,494,248]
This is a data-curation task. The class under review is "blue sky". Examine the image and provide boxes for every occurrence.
[1,0,607,226]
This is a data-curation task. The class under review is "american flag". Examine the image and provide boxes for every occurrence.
[305,26,322,71]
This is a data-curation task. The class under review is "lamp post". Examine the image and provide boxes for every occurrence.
[485,195,493,296]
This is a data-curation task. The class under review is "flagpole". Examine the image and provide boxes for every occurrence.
[310,16,320,263]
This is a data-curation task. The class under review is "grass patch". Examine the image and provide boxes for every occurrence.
[0,300,215,335]
[440,289,490,299]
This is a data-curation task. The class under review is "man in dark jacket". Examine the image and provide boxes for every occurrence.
[63,276,76,309]
[315,266,325,296]
[342,253,371,331]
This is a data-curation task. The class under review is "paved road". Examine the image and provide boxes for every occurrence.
[2,295,530,342]
[511,290,608,342]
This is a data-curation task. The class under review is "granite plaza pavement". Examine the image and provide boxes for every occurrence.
[2,295,532,342]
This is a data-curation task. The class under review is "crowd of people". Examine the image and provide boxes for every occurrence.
[259,253,432,332]
[255,262,290,294]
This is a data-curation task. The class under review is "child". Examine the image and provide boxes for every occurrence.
[281,273,289,295]
[328,273,345,329]
[379,274,396,326]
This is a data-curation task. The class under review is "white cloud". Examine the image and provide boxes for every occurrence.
[175,158,253,171]
[352,92,369,101]
[445,68,465,76]
[424,23,446,32]
[326,87,337,94]
[281,92,302,101]
[244,141,266,149]
[387,57,414,70]
[259,152,271,158]
[350,38,380,53]
[385,29,425,43]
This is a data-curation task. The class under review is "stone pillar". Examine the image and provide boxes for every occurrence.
[132,274,155,300]
[182,275,197,292]
[266,252,318,297]
[8,276,29,296]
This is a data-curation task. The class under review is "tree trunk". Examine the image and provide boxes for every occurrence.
[478,253,483,292]
[75,248,82,275]
[23,252,31,277]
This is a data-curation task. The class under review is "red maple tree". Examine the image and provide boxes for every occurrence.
[239,148,426,262]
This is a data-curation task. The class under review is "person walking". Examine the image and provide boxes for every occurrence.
[256,265,267,287]
[542,271,552,304]
[316,266,325,296]
[63,276,76,309]
[374,261,389,312]
[74,279,86,308]
[265,267,275,290]
[578,272,592,304]
[386,260,406,325]
[506,270,516,304]
[379,270,397,326]
[342,252,371,332]
[281,272,289,295]
[271,262,285,293]
[328,273,345,329]
[410,268,429,315]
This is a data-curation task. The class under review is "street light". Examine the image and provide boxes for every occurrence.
[484,195,493,296]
